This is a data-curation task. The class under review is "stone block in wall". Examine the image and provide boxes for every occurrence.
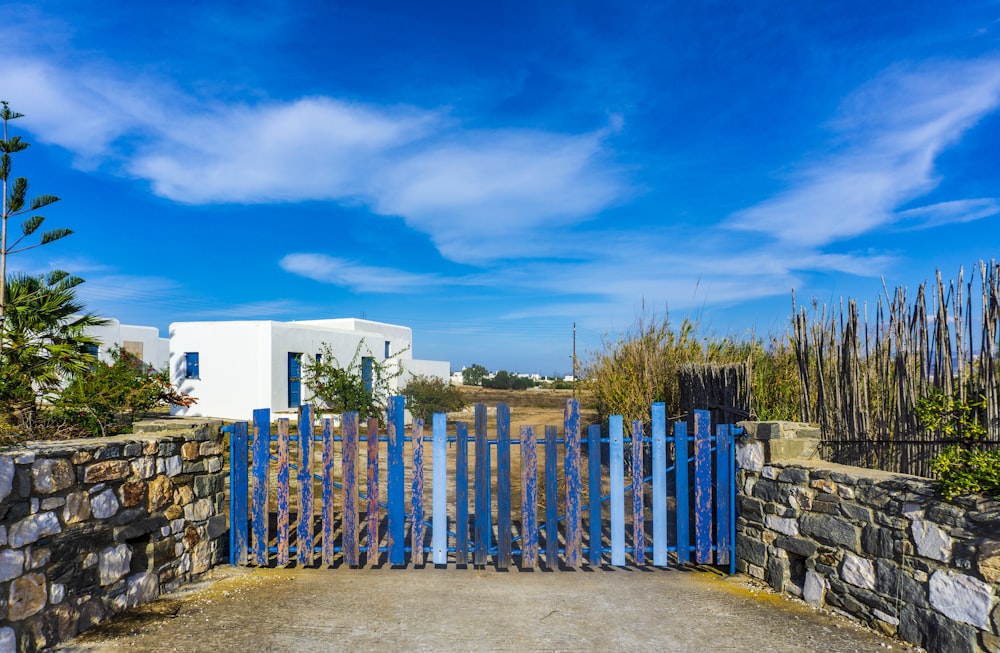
[900,605,979,653]
[840,553,876,590]
[928,570,994,630]
[767,438,819,461]
[979,540,1000,583]
[911,518,953,563]
[735,442,764,472]
[799,514,859,551]
[774,536,817,558]
[30,460,75,495]
[766,556,789,592]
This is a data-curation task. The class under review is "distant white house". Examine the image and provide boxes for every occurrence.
[168,318,450,420]
[87,319,169,369]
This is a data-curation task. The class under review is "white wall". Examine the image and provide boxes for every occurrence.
[400,359,451,386]
[168,318,443,421]
[85,319,169,369]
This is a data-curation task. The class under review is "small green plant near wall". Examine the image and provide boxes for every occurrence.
[402,374,466,423]
[917,390,1000,499]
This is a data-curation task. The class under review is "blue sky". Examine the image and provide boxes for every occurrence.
[2,1,1000,375]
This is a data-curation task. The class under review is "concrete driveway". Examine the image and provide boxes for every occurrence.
[54,566,920,653]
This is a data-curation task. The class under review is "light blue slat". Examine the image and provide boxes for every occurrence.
[675,421,689,564]
[387,396,406,565]
[651,403,667,566]
[587,424,602,566]
[432,413,448,565]
[631,419,644,566]
[715,423,732,567]
[609,415,625,566]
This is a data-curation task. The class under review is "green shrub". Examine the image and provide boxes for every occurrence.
[52,347,195,437]
[402,375,466,423]
[917,390,998,498]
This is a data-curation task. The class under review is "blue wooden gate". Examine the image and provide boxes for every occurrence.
[228,399,737,571]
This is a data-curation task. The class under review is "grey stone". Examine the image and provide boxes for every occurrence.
[206,514,228,540]
[124,442,143,457]
[8,511,61,547]
[126,571,159,608]
[50,582,65,604]
[164,455,182,477]
[31,458,76,494]
[737,495,764,522]
[777,467,808,484]
[737,536,767,567]
[764,515,799,536]
[766,556,789,592]
[184,498,213,522]
[0,549,23,582]
[803,570,825,607]
[99,544,131,585]
[840,553,876,590]
[91,488,120,519]
[206,457,223,473]
[911,519,953,562]
[799,514,859,550]
[62,491,91,524]
[839,502,871,523]
[0,627,13,653]
[861,525,895,558]
[131,456,155,479]
[928,569,994,629]
[0,456,13,502]
[785,486,814,512]
[752,478,781,503]
[773,536,817,558]
[900,606,978,653]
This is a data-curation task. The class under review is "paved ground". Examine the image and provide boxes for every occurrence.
[55,566,920,653]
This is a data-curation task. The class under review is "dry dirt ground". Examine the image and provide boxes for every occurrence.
[53,565,922,653]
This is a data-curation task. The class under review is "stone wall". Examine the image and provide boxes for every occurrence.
[0,418,227,652]
[736,421,1000,653]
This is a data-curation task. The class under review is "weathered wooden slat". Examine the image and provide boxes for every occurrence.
[411,418,425,566]
[496,404,512,570]
[564,399,582,568]
[387,396,406,566]
[366,417,380,567]
[587,423,602,567]
[432,413,448,566]
[229,421,249,565]
[631,418,645,565]
[321,417,336,566]
[296,405,314,566]
[474,403,489,566]
[342,412,359,567]
[520,425,538,569]
[651,403,668,566]
[251,409,270,566]
[609,415,625,566]
[455,421,469,565]
[544,425,559,568]
[276,418,290,566]
[694,409,713,564]
[675,421,689,564]
[715,423,731,567]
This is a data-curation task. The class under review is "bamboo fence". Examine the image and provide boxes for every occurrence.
[792,260,1000,477]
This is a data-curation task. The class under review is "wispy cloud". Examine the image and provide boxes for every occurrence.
[727,59,1000,247]
[279,254,442,293]
[0,48,625,263]
[895,198,1000,229]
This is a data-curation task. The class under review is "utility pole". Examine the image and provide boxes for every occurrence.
[572,322,577,399]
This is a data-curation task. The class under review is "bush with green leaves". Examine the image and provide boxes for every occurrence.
[52,347,196,437]
[303,342,405,424]
[462,363,488,386]
[402,374,466,423]
[481,370,535,390]
[917,390,999,498]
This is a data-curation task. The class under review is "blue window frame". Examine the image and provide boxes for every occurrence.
[384,340,391,358]
[288,352,303,408]
[86,344,99,358]
[184,352,200,379]
[362,356,374,392]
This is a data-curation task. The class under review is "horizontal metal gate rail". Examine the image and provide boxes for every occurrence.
[229,399,738,572]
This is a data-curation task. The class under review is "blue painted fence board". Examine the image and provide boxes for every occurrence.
[412,418,425,566]
[520,425,538,569]
[276,418,290,566]
[251,409,270,566]
[297,405,314,566]
[496,404,512,570]
[544,425,559,568]
[387,396,405,566]
[631,419,645,565]
[366,417,380,567]
[715,423,731,567]
[674,421,689,564]
[343,412,359,567]
[651,403,667,567]
[432,413,448,565]
[322,417,336,566]
[474,403,489,566]
[455,421,469,565]
[229,420,249,565]
[609,415,625,566]
[588,423,602,567]
[694,409,712,564]
[564,399,582,568]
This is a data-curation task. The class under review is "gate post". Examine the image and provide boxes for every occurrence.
[229,421,249,565]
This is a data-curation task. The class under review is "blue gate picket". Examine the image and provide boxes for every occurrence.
[232,400,737,572]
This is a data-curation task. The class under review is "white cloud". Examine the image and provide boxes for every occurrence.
[727,59,1000,246]
[895,198,1000,229]
[279,254,441,293]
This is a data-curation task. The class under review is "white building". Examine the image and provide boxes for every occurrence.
[168,318,449,420]
[87,319,170,369]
